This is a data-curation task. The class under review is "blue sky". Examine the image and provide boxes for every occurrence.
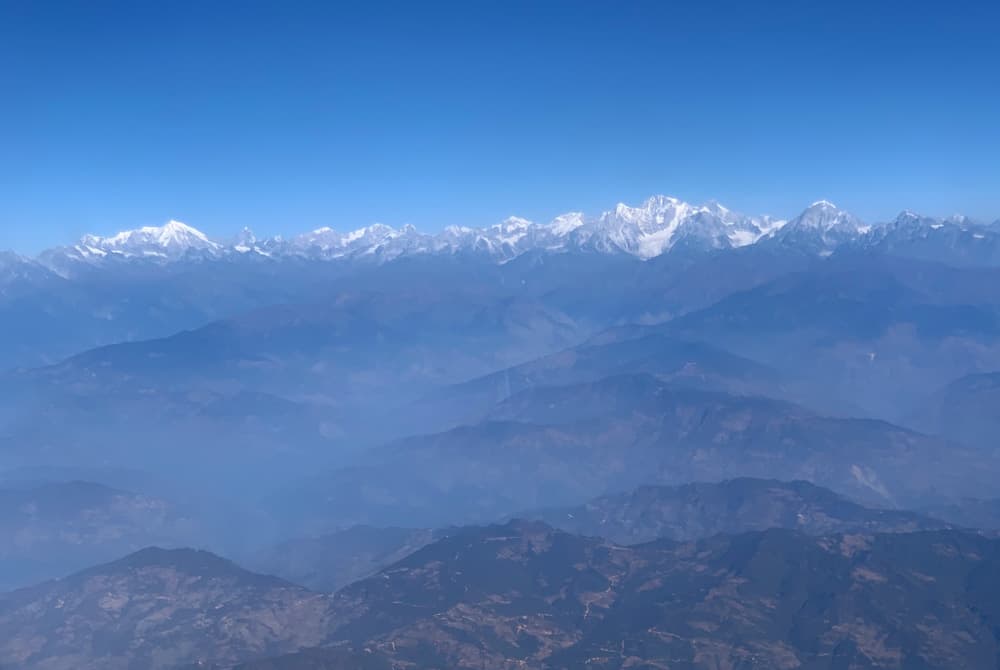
[1,0,998,252]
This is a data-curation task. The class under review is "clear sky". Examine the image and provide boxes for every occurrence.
[2,0,998,252]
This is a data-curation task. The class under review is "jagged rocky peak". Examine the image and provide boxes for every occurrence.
[764,200,869,254]
[791,200,863,230]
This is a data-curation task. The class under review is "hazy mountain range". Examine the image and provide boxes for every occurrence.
[5,197,998,274]
[1,197,999,545]
[249,477,959,595]
[4,513,1000,669]
[2,195,998,373]
[3,194,1000,668]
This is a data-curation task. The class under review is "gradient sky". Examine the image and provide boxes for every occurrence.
[2,0,998,252]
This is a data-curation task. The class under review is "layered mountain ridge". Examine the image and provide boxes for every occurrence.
[6,519,1000,670]
[20,196,999,275]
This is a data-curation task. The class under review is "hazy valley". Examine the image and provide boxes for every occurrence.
[2,197,1000,669]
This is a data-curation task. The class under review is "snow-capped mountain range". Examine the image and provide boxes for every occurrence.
[13,195,1000,276]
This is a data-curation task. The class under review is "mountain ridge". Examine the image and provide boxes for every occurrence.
[21,196,1000,274]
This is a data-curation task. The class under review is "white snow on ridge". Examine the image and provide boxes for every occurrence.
[76,220,222,259]
[728,229,759,247]
[547,212,585,236]
[26,196,989,273]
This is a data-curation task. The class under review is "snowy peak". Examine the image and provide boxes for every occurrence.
[340,223,397,247]
[290,223,415,258]
[487,217,533,248]
[853,209,1000,265]
[588,195,783,258]
[893,210,924,223]
[599,196,696,258]
[790,201,862,231]
[880,210,987,236]
[810,199,838,209]
[547,212,585,236]
[77,220,221,259]
[766,201,868,254]
[608,195,688,232]
[90,220,209,247]
[880,210,951,235]
[156,220,211,245]
[230,227,270,255]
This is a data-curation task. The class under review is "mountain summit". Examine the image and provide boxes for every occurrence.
[766,200,869,254]
[77,220,221,259]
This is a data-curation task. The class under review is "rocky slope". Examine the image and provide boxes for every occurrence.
[527,477,951,544]
[0,547,331,670]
